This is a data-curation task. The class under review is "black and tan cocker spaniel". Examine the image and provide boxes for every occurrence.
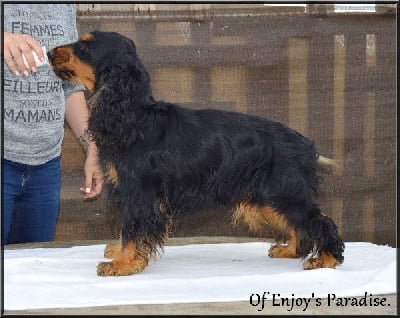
[48,31,344,276]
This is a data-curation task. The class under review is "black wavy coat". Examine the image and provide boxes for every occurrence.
[85,32,344,263]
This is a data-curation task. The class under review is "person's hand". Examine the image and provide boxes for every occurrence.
[80,144,103,200]
[3,31,45,76]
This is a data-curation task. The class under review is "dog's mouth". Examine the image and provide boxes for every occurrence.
[52,67,76,80]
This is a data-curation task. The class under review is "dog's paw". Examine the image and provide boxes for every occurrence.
[268,244,280,257]
[97,261,118,276]
[268,244,297,258]
[97,259,148,276]
[303,252,339,270]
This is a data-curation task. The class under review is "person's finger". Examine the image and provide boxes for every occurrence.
[85,176,103,199]
[24,36,45,63]
[84,171,94,194]
[80,169,102,199]
[91,174,103,197]
[80,185,95,200]
[3,49,20,76]
[6,34,44,75]
[20,43,37,73]
[80,186,92,194]
[8,45,30,76]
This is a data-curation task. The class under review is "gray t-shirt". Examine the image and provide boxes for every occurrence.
[3,4,84,165]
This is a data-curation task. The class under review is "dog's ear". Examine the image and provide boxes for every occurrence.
[89,58,148,147]
[88,79,140,148]
[97,47,152,102]
[117,54,153,101]
[124,37,137,56]
[88,35,153,148]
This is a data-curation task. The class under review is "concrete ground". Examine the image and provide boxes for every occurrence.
[2,237,398,316]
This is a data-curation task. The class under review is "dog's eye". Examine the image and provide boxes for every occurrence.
[78,44,88,52]
[76,43,90,56]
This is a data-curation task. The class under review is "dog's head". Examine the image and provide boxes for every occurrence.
[48,31,153,148]
[48,31,150,96]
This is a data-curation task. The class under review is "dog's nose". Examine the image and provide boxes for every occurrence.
[47,50,55,60]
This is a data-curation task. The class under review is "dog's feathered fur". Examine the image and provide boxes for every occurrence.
[49,31,344,276]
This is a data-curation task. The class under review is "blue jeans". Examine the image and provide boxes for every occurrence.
[2,157,61,245]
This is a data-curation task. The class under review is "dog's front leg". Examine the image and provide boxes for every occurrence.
[97,240,149,276]
[97,196,169,276]
[103,236,122,259]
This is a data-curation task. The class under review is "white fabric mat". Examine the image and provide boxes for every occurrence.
[3,241,396,310]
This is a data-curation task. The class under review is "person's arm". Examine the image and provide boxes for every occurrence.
[65,91,103,199]
[3,31,44,76]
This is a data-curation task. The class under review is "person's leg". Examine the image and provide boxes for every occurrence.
[12,157,61,243]
[2,159,24,245]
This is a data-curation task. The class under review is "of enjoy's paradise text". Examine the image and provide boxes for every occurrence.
[249,292,390,312]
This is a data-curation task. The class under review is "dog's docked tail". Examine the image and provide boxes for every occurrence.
[317,155,341,175]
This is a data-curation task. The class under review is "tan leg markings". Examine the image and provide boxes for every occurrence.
[268,228,298,258]
[103,239,122,259]
[232,201,341,269]
[303,251,339,270]
[232,202,298,259]
[232,201,267,233]
[97,241,149,276]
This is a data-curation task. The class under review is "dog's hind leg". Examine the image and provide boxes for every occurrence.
[232,203,299,258]
[301,212,345,269]
[263,205,344,269]
[268,228,298,258]
[233,201,344,268]
[258,206,301,259]
[282,203,344,269]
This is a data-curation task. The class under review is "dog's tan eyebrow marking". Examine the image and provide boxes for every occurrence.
[81,33,93,42]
